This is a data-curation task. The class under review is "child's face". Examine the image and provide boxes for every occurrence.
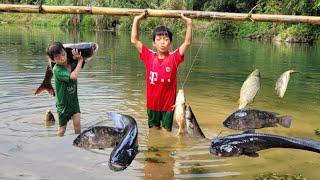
[152,35,172,54]
[52,49,67,65]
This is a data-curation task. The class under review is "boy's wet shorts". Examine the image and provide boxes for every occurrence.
[147,109,174,131]
[58,110,80,127]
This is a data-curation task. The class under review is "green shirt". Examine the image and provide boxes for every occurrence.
[53,64,80,116]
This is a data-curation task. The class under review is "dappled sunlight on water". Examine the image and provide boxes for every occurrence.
[0,26,319,179]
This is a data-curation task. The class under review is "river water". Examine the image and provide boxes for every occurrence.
[0,25,319,179]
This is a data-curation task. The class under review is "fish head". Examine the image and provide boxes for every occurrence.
[175,89,185,105]
[109,146,138,171]
[109,136,139,171]
[45,109,55,122]
[72,129,96,148]
[83,42,99,62]
[185,105,192,122]
[250,69,260,77]
[185,105,196,129]
[223,110,247,130]
[210,138,242,157]
[92,42,99,53]
[289,69,299,74]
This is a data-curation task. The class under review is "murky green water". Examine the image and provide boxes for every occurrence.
[0,25,319,179]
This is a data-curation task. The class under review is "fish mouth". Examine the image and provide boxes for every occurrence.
[209,147,217,155]
[109,162,127,171]
[210,148,224,157]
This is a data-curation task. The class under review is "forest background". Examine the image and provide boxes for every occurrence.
[1,0,320,43]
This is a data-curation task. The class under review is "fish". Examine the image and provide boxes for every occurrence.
[185,105,206,138]
[107,112,139,171]
[63,42,99,71]
[72,126,124,149]
[45,109,55,127]
[45,109,55,122]
[210,130,320,157]
[73,112,138,172]
[174,89,186,135]
[275,69,299,98]
[223,109,292,131]
[34,42,99,96]
[238,69,260,109]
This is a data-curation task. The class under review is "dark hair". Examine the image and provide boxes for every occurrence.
[46,42,65,60]
[152,26,173,42]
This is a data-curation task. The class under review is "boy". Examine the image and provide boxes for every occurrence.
[46,42,83,136]
[131,12,192,131]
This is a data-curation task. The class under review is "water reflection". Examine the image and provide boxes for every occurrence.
[144,129,175,179]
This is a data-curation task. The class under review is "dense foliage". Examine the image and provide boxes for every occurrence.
[1,0,320,42]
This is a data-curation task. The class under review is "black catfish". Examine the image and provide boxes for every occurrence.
[185,105,206,138]
[73,112,138,172]
[34,42,98,96]
[210,131,320,157]
[223,109,292,131]
[107,112,138,171]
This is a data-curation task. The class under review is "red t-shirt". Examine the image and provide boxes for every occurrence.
[140,45,184,111]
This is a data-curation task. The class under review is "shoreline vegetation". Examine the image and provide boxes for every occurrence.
[1,0,320,43]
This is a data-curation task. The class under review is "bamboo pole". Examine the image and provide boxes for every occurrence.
[1,4,320,25]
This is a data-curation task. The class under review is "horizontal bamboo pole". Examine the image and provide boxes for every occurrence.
[1,4,320,24]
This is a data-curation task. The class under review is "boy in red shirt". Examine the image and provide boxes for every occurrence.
[131,12,192,131]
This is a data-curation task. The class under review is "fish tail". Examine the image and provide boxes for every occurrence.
[34,82,55,96]
[278,115,292,128]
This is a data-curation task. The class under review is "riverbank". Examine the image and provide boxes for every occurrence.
[0,13,318,43]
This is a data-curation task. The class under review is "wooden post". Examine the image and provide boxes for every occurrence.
[1,4,320,24]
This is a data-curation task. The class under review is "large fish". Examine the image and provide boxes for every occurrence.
[223,109,292,131]
[210,130,320,157]
[73,112,138,172]
[185,105,206,138]
[72,126,124,149]
[238,69,260,109]
[174,89,186,135]
[275,69,299,98]
[34,42,99,96]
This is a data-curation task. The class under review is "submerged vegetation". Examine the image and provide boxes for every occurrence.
[254,172,306,180]
[1,0,320,42]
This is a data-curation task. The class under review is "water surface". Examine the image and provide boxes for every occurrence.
[0,25,319,179]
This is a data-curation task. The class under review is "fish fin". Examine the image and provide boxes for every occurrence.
[244,152,259,157]
[243,129,255,134]
[278,115,292,128]
[34,82,55,96]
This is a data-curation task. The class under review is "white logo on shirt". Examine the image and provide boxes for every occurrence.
[67,85,75,94]
[166,67,171,72]
[149,71,158,85]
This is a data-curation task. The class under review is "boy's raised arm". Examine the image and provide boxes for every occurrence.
[131,12,147,53]
[70,48,84,80]
[179,14,192,56]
